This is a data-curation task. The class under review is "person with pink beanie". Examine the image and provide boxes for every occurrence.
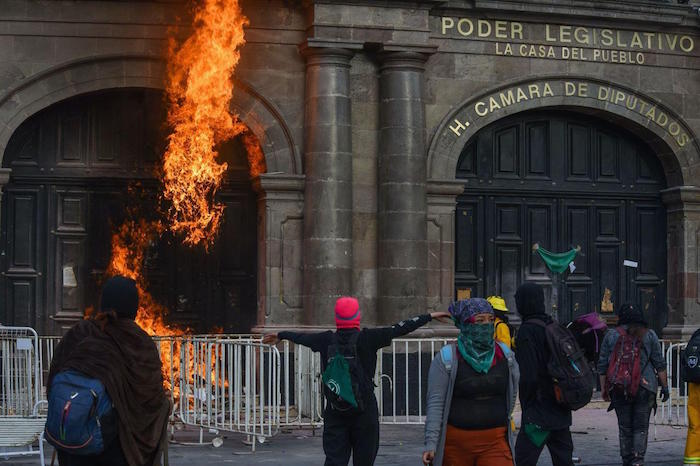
[264,297,449,466]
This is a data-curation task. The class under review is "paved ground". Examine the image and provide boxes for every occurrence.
[3,408,687,465]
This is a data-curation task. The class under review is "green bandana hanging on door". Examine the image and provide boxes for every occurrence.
[534,245,578,274]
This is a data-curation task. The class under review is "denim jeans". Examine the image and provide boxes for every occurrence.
[612,389,655,466]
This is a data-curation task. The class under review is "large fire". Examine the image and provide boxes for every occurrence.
[162,0,250,248]
[87,0,265,396]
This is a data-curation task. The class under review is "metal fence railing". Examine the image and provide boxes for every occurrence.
[35,333,690,437]
[654,341,688,427]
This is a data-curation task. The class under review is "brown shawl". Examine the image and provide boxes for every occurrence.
[48,316,169,466]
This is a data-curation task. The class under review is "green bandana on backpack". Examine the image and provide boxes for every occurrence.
[322,353,358,408]
[535,246,578,274]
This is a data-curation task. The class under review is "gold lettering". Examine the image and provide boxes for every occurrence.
[574,27,590,45]
[593,49,601,60]
[457,18,474,36]
[614,90,626,105]
[656,112,668,127]
[543,83,554,97]
[578,83,588,97]
[636,53,645,64]
[601,29,614,46]
[500,90,515,107]
[645,106,656,120]
[565,81,577,96]
[528,84,541,99]
[562,47,570,59]
[616,31,627,47]
[516,88,528,102]
[680,36,695,53]
[560,25,572,43]
[598,86,610,101]
[548,47,556,58]
[643,32,655,49]
[630,33,643,49]
[665,34,678,51]
[677,133,689,147]
[489,96,502,112]
[478,19,492,38]
[449,118,468,136]
[639,101,648,114]
[519,44,528,56]
[545,25,556,42]
[668,122,681,136]
[511,22,523,40]
[495,21,507,39]
[441,17,455,35]
[475,101,488,117]
[626,95,638,110]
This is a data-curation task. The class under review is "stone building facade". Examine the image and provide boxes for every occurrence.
[0,0,698,337]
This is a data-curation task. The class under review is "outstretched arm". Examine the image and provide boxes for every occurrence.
[367,311,451,349]
[262,331,331,353]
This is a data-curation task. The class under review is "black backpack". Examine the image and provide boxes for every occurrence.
[682,329,700,383]
[531,319,596,411]
[323,332,366,413]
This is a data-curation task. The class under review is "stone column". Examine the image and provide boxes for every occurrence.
[662,186,700,339]
[252,174,305,332]
[301,46,354,327]
[377,51,429,324]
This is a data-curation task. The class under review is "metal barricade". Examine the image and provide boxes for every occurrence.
[175,338,281,449]
[376,337,455,424]
[0,326,46,464]
[655,341,688,427]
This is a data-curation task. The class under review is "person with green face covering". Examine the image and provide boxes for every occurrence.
[423,298,520,466]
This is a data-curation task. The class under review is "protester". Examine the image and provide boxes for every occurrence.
[263,297,449,466]
[513,282,575,466]
[487,295,513,348]
[683,328,700,465]
[422,298,519,466]
[598,303,669,466]
[47,276,170,466]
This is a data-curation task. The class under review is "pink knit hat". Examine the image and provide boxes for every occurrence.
[335,297,361,329]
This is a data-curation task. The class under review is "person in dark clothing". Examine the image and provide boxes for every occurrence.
[597,303,668,466]
[513,282,574,466]
[48,276,169,466]
[263,296,449,466]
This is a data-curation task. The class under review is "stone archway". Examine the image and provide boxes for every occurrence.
[426,76,700,337]
[0,54,305,331]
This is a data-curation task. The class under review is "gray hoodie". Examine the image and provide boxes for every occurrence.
[424,343,520,466]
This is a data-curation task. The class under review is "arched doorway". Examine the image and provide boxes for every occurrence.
[1,89,258,334]
[455,110,667,332]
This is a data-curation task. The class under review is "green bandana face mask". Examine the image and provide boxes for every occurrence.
[456,322,496,374]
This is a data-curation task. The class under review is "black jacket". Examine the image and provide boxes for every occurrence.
[279,314,432,401]
[515,313,572,430]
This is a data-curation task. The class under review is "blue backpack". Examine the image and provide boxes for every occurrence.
[45,371,116,455]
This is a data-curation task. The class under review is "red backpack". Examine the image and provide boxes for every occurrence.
[605,327,647,399]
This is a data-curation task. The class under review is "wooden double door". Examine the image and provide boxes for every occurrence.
[1,89,258,334]
[455,111,667,332]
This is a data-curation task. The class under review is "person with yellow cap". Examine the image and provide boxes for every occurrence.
[487,296,513,349]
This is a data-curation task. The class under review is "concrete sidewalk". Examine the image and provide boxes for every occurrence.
[3,408,686,465]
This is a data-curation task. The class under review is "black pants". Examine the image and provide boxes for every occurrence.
[57,435,128,466]
[323,397,380,466]
[515,427,574,466]
[612,389,655,466]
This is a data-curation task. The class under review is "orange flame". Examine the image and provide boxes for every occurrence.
[163,0,250,248]
[242,131,266,178]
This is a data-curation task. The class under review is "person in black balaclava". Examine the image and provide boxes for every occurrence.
[513,282,574,466]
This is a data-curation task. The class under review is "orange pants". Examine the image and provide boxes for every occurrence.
[443,424,513,466]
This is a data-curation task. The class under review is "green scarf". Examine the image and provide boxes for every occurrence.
[456,322,495,374]
[536,246,578,274]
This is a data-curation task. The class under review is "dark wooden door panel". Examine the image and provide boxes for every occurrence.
[2,89,258,334]
[456,111,666,330]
